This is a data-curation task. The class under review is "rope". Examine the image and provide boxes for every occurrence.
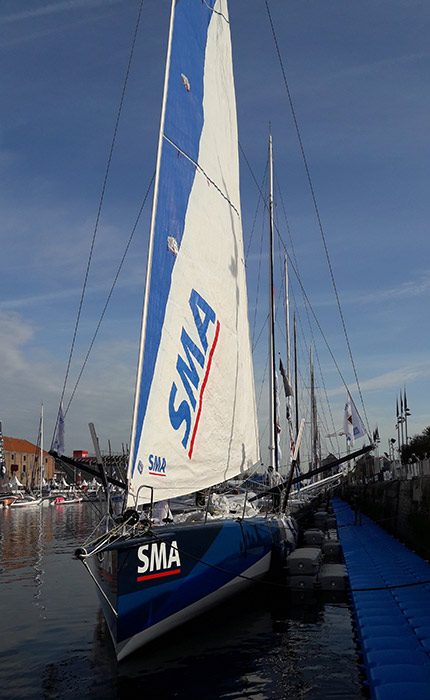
[239,139,366,450]
[79,511,430,595]
[202,0,229,22]
[64,172,155,417]
[80,513,138,553]
[163,135,240,217]
[52,0,145,442]
[264,0,370,437]
[81,559,118,618]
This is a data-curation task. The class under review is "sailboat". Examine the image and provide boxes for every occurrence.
[10,406,44,508]
[60,0,298,661]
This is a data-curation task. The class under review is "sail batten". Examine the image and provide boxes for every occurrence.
[126,0,258,508]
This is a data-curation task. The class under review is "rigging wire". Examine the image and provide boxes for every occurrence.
[242,160,331,466]
[85,520,430,596]
[240,141,367,455]
[275,175,341,456]
[264,0,371,436]
[52,0,145,444]
[64,173,155,418]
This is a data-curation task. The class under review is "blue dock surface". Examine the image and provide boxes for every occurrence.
[331,497,430,700]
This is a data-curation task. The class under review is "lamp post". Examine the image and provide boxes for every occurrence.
[389,438,396,461]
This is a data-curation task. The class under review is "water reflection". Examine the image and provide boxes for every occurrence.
[1,503,364,700]
[32,505,46,618]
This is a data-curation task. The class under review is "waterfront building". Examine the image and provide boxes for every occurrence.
[3,437,56,486]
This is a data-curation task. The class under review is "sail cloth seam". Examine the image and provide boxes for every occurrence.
[202,1,230,22]
[163,135,240,217]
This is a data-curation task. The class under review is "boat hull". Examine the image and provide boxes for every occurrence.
[9,497,42,508]
[91,515,296,660]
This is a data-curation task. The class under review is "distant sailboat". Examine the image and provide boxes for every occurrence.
[10,406,44,508]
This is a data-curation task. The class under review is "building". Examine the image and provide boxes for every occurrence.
[3,437,56,485]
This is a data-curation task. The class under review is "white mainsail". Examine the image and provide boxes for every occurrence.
[126,0,259,507]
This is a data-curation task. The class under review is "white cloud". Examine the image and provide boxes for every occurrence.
[327,362,430,398]
[0,309,135,453]
[0,0,120,25]
[358,272,430,304]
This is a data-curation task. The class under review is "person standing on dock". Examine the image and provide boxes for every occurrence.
[351,491,362,526]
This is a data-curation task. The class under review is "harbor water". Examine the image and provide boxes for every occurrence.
[0,502,365,699]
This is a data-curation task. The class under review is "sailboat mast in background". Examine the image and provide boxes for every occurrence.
[268,132,279,472]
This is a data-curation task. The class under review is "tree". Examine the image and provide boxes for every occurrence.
[401,426,430,462]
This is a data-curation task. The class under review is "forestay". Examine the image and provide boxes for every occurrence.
[126,0,258,508]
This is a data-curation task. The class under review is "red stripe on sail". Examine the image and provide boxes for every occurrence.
[188,320,220,459]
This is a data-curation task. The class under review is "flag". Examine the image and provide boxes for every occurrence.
[404,387,410,415]
[344,391,366,446]
[279,358,293,397]
[373,427,380,443]
[275,372,282,462]
[52,403,65,456]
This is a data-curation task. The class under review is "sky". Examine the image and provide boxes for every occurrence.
[1,0,430,465]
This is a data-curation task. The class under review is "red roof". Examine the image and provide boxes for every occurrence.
[4,436,52,459]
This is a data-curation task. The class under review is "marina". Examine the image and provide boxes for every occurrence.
[4,486,430,698]
[1,0,430,698]
[333,497,430,700]
[1,499,364,700]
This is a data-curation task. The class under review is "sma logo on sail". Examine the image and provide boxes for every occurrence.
[169,288,220,458]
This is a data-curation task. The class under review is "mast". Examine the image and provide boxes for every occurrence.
[127,0,176,494]
[310,344,318,478]
[284,255,291,385]
[284,254,294,471]
[0,421,6,492]
[40,404,44,495]
[293,312,300,467]
[268,132,279,471]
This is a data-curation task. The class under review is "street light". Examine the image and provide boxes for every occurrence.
[389,438,396,461]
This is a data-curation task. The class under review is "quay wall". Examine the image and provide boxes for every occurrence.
[338,460,430,561]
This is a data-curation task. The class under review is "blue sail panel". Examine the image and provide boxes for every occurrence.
[127,0,259,506]
[131,1,212,478]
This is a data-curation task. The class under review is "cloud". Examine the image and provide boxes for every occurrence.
[357,271,430,304]
[328,361,430,398]
[304,270,430,310]
[0,311,35,374]
[0,309,135,452]
[0,0,120,25]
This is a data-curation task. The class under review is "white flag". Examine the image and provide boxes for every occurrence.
[52,403,65,456]
[344,391,366,446]
[275,372,282,461]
